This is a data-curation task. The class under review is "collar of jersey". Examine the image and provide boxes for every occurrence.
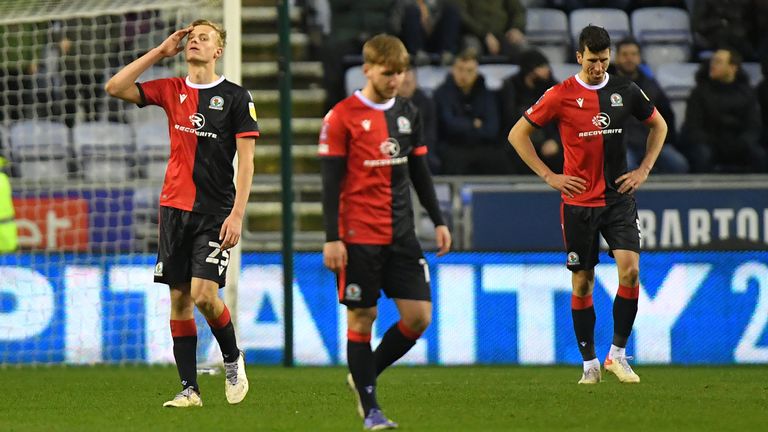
[185,75,226,89]
[574,72,609,90]
[354,90,395,111]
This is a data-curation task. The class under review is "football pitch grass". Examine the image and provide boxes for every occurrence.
[1,366,766,431]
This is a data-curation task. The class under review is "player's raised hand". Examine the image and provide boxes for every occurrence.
[219,214,242,250]
[157,26,193,57]
[435,225,451,256]
[545,173,587,198]
[323,241,347,273]
[616,168,649,194]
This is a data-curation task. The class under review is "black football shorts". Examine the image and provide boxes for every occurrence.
[154,206,229,288]
[337,234,431,308]
[561,198,641,271]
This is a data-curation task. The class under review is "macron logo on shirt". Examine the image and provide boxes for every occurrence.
[180,94,187,104]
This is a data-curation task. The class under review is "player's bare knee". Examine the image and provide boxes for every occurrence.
[348,307,377,330]
[193,292,218,314]
[403,314,431,335]
[619,265,639,286]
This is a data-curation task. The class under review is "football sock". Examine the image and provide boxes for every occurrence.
[374,320,421,376]
[207,306,240,363]
[612,285,639,349]
[571,294,596,361]
[347,330,379,416]
[583,357,600,372]
[171,319,199,392]
[609,344,626,360]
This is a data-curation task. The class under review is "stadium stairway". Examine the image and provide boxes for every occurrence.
[241,0,325,250]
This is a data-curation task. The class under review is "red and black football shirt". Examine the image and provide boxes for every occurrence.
[137,76,260,215]
[524,73,657,207]
[318,91,428,244]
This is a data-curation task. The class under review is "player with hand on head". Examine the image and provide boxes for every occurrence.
[319,34,451,430]
[508,25,668,384]
[105,19,259,406]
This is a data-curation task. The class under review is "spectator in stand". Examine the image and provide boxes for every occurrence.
[398,67,441,172]
[454,0,527,62]
[608,38,689,173]
[691,0,755,60]
[321,0,396,110]
[546,0,631,12]
[757,59,768,147]
[682,48,766,173]
[392,0,461,66]
[433,49,510,174]
[499,49,562,174]
[0,23,42,122]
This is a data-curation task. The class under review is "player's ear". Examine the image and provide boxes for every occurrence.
[575,51,583,65]
[214,46,223,59]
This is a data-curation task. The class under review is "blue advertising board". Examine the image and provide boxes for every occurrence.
[1,251,767,365]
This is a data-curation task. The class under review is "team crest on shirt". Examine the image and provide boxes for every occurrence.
[209,96,224,110]
[567,252,580,265]
[345,284,362,301]
[397,116,411,134]
[610,93,623,107]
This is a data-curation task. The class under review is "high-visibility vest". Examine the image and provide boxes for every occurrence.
[0,171,18,253]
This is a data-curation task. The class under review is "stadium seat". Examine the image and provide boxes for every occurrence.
[526,8,570,63]
[477,64,520,91]
[569,9,630,48]
[742,62,763,87]
[656,63,699,132]
[134,120,170,180]
[344,65,366,96]
[9,120,71,181]
[631,8,691,68]
[550,63,581,82]
[415,65,449,96]
[73,122,135,182]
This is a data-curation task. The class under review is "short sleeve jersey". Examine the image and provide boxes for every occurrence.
[524,73,657,207]
[137,76,260,215]
[318,91,427,244]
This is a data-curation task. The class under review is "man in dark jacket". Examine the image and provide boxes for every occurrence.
[500,49,562,174]
[692,0,755,60]
[609,38,689,173]
[682,48,766,173]
[433,49,509,174]
[454,0,527,61]
[398,67,441,172]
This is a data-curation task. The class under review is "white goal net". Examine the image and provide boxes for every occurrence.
[0,0,224,365]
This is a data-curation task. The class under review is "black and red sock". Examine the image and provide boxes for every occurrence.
[207,305,240,363]
[374,320,421,376]
[170,319,199,392]
[612,285,639,348]
[571,294,596,361]
[347,330,379,416]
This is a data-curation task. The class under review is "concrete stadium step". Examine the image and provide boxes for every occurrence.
[250,88,325,118]
[242,5,302,31]
[258,117,321,140]
[242,61,323,90]
[254,144,319,174]
[245,202,324,232]
[242,0,279,6]
[243,33,309,61]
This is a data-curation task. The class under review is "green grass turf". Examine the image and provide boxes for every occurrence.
[0,365,766,431]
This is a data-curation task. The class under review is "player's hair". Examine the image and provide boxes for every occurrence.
[615,37,640,53]
[190,19,226,47]
[454,47,479,64]
[362,34,409,72]
[578,25,611,53]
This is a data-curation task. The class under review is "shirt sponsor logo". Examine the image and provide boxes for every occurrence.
[379,138,400,158]
[209,96,224,110]
[610,93,623,107]
[578,112,621,137]
[592,112,610,129]
[364,138,407,167]
[174,113,218,138]
[397,116,411,134]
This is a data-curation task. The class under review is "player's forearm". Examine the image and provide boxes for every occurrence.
[105,49,164,99]
[639,122,668,175]
[230,157,254,219]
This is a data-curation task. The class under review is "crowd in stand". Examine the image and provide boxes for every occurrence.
[315,0,768,174]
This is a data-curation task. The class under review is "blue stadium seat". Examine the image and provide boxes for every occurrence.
[9,120,71,181]
[631,7,691,68]
[477,64,520,91]
[415,66,449,96]
[73,122,135,182]
[526,8,571,63]
[569,9,630,48]
[742,62,763,87]
[133,120,169,180]
[550,63,581,82]
[656,62,699,133]
[344,65,366,96]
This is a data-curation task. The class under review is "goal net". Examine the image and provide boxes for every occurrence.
[0,0,224,365]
